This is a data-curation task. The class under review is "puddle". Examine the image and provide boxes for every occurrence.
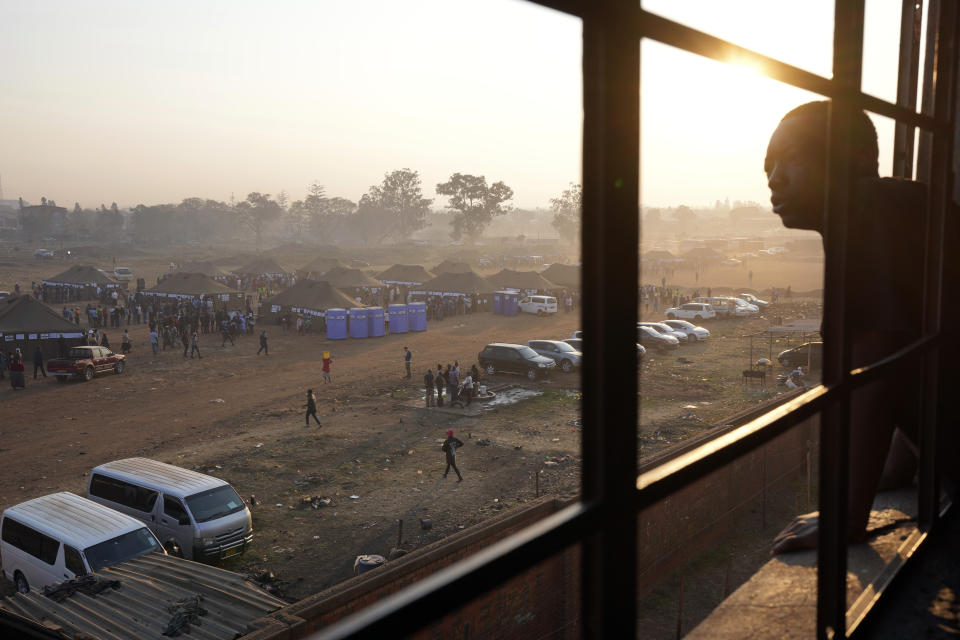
[483,388,543,408]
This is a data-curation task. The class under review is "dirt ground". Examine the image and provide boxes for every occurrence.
[0,250,823,607]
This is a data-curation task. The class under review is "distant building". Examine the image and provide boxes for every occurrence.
[19,201,67,240]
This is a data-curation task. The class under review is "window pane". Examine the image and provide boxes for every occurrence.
[642,0,834,78]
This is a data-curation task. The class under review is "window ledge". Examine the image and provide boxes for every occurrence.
[685,489,918,640]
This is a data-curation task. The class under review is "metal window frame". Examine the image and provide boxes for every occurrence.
[312,2,955,639]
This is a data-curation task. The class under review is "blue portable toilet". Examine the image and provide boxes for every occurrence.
[408,302,427,331]
[504,291,520,316]
[388,304,408,333]
[326,308,347,339]
[349,308,369,338]
[493,291,504,315]
[367,306,385,337]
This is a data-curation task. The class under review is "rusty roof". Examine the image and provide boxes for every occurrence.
[0,554,286,640]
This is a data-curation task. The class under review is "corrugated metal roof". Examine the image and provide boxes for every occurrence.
[0,554,286,640]
[93,459,224,497]
[5,493,143,549]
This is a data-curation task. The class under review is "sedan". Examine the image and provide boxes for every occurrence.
[527,339,582,373]
[639,322,687,342]
[662,319,710,343]
[777,341,823,369]
[739,293,769,308]
[562,338,646,363]
[664,303,716,321]
[638,325,679,351]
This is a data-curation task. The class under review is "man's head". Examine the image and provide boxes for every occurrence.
[764,101,879,231]
[447,429,454,436]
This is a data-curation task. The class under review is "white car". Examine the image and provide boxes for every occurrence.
[739,293,769,308]
[113,266,133,282]
[34,248,54,259]
[693,296,756,318]
[519,295,558,316]
[663,319,710,342]
[639,322,687,342]
[664,302,716,321]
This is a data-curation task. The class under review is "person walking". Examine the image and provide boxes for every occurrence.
[441,429,464,481]
[462,371,474,406]
[149,328,159,355]
[257,330,269,356]
[304,389,321,426]
[221,322,234,347]
[424,368,435,407]
[190,330,202,359]
[181,328,190,358]
[404,347,412,379]
[32,345,46,379]
[121,328,132,354]
[322,352,332,383]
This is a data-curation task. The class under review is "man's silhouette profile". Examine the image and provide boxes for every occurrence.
[765,101,926,553]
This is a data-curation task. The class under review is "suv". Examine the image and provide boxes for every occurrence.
[664,302,715,321]
[478,343,556,380]
[527,339,582,373]
[777,341,823,369]
[518,295,558,316]
[113,266,133,282]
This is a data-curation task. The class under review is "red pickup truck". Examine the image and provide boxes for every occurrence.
[47,346,127,382]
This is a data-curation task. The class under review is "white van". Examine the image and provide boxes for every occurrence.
[0,492,164,594]
[518,295,558,316]
[112,266,133,282]
[86,458,253,562]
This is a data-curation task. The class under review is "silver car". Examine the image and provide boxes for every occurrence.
[639,322,688,342]
[662,319,711,343]
[527,339,582,373]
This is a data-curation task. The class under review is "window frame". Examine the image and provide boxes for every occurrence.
[311,2,955,639]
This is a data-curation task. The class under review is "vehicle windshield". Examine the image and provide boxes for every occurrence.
[517,346,540,360]
[552,342,576,353]
[669,321,692,329]
[185,485,246,523]
[733,299,751,307]
[68,348,92,358]
[84,527,162,571]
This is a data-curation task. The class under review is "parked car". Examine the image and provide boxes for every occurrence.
[739,293,769,308]
[664,302,715,321]
[639,322,687,342]
[478,343,556,380]
[527,339,582,373]
[662,319,710,342]
[33,249,54,259]
[87,458,253,562]
[518,295,558,316]
[693,296,756,318]
[47,345,127,382]
[777,341,823,369]
[571,330,583,339]
[563,337,646,363]
[0,291,10,300]
[637,325,679,351]
[1,492,165,594]
[113,266,134,282]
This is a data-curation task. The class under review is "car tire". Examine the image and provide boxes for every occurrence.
[164,541,184,558]
[14,571,28,594]
[687,335,696,344]
[537,310,544,317]
[667,313,676,319]
[486,363,496,376]
[694,315,703,322]
[115,361,125,375]
[561,359,572,373]
[526,369,537,381]
[83,366,94,381]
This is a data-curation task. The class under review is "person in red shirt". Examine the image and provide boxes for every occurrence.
[322,353,332,383]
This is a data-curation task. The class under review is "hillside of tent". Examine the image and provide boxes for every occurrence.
[42,265,119,287]
[146,273,237,297]
[173,261,232,278]
[540,263,580,289]
[321,267,383,289]
[488,269,556,291]
[377,264,435,285]
[240,257,288,276]
[432,260,473,274]
[416,271,495,295]
[0,295,86,359]
[298,257,347,277]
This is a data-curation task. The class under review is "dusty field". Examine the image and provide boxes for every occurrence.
[0,248,823,605]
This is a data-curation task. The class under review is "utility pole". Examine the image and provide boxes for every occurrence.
[0,173,4,201]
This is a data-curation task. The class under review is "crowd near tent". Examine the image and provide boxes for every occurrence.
[415,271,495,296]
[298,256,347,278]
[432,260,473,275]
[0,295,86,360]
[540,263,580,289]
[377,264,435,286]
[488,269,557,292]
[261,279,358,324]
[146,273,239,299]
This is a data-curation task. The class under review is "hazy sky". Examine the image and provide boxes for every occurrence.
[1,0,911,210]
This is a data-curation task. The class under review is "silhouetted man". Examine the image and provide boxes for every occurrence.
[766,101,926,553]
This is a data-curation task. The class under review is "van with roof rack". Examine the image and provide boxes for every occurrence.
[86,458,253,562]
[0,492,165,594]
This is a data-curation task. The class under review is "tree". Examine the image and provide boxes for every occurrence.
[361,169,432,242]
[288,182,355,244]
[549,182,581,244]
[436,173,514,242]
[235,192,283,249]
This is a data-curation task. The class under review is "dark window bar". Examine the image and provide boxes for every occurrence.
[307,2,954,638]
